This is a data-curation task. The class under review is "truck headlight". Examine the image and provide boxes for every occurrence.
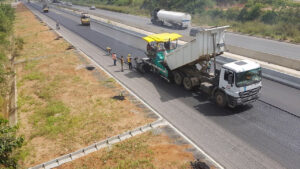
[237,98,242,103]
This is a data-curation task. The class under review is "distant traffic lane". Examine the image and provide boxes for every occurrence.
[71,4,300,61]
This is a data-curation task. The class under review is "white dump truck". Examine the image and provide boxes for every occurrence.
[151,8,191,29]
[136,26,262,108]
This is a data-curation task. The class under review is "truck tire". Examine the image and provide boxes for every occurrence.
[173,71,183,85]
[138,63,150,74]
[215,91,227,107]
[172,24,178,29]
[176,24,183,30]
[136,63,145,73]
[183,77,193,90]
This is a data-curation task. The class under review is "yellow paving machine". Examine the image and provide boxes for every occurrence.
[81,13,90,26]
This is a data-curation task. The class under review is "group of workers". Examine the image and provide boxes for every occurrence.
[107,47,133,72]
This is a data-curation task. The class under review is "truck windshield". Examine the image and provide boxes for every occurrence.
[236,68,262,87]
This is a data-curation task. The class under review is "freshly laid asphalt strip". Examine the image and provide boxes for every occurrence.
[27,3,300,169]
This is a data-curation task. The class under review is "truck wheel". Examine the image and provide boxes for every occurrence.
[143,64,151,73]
[215,91,227,107]
[176,24,183,30]
[183,77,193,90]
[136,63,145,73]
[173,71,183,85]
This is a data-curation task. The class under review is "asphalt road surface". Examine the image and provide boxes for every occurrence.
[69,4,300,60]
[27,3,300,169]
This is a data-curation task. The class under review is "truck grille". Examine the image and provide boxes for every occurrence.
[239,87,261,98]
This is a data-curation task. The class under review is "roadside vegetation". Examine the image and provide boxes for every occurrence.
[0,118,24,168]
[0,1,25,169]
[69,0,300,43]
[0,2,15,116]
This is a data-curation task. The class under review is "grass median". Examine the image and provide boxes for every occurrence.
[15,4,155,167]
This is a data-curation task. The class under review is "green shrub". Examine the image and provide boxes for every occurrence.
[238,3,263,21]
[261,10,278,24]
[226,7,240,20]
[0,117,24,168]
[0,4,15,45]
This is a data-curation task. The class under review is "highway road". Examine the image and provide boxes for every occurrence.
[27,2,300,169]
[68,4,300,60]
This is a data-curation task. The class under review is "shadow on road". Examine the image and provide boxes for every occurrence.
[147,22,188,31]
[123,69,247,116]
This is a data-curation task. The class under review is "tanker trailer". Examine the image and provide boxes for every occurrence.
[151,8,191,29]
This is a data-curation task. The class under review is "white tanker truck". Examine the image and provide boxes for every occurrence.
[151,8,191,29]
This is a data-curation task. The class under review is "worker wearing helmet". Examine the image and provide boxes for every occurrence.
[106,47,111,56]
[127,54,132,70]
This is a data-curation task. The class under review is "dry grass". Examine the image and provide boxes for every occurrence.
[57,130,194,169]
[14,4,69,61]
[15,4,154,168]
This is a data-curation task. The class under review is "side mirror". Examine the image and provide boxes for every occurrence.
[228,74,234,85]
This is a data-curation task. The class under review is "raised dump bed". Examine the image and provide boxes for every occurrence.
[165,26,229,70]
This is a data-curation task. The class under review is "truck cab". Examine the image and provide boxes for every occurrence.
[218,60,262,107]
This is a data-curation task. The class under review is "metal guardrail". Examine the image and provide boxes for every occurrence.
[29,119,166,169]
